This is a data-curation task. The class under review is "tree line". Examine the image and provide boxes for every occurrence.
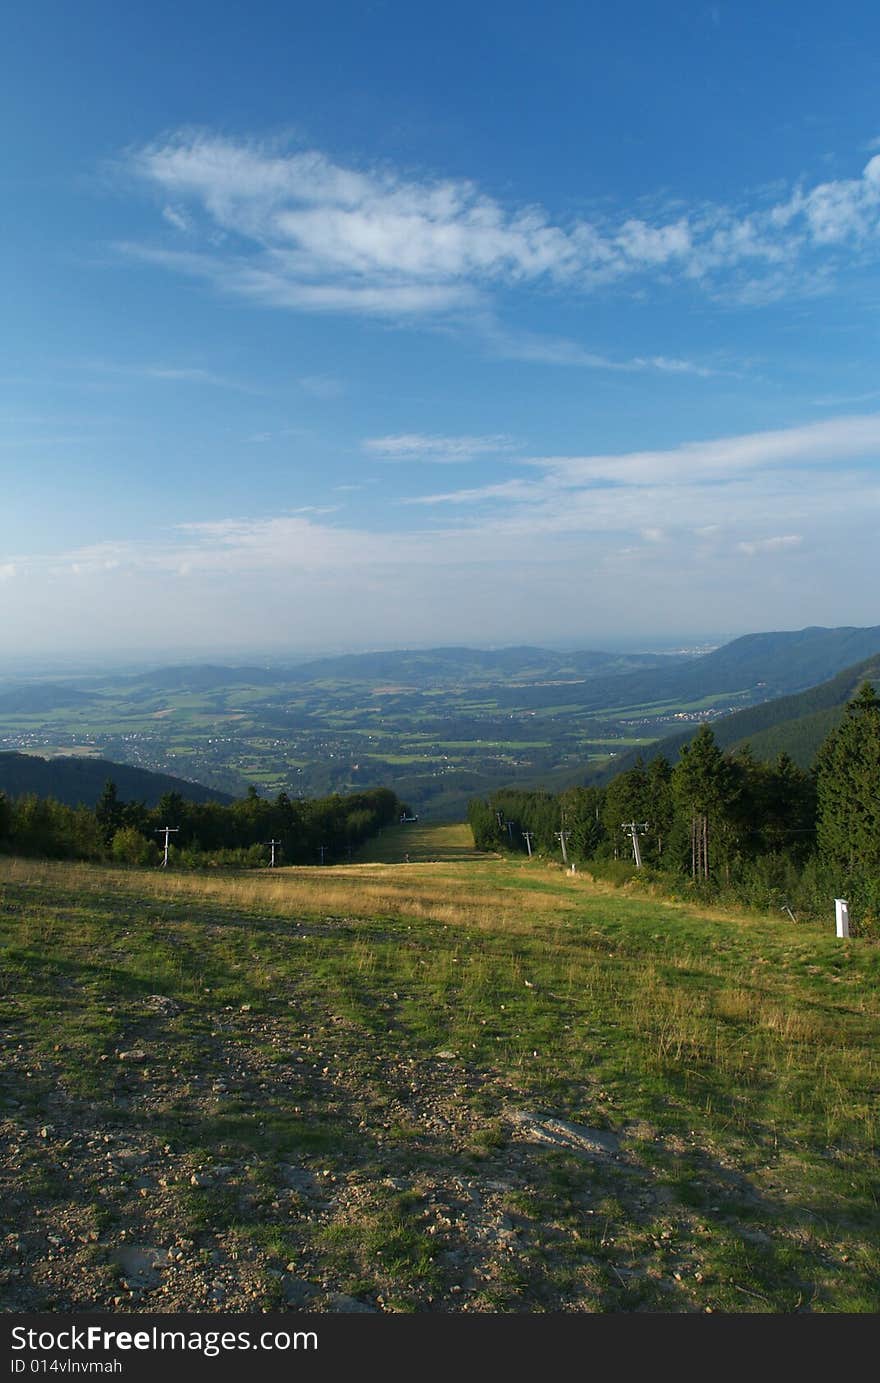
[0,781,405,868]
[468,682,880,925]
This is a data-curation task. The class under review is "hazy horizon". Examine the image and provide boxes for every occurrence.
[5,622,876,682]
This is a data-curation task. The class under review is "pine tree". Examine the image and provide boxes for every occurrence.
[671,725,737,880]
[816,681,880,875]
[602,757,650,860]
[646,756,673,859]
[96,779,122,846]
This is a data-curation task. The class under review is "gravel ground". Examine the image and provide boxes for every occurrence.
[1,993,709,1313]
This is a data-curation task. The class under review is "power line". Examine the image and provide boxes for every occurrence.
[554,830,571,865]
[621,820,649,870]
[154,825,179,868]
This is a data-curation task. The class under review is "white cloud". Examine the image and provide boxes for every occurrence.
[364,432,517,463]
[737,534,803,556]
[404,412,880,511]
[118,132,880,332]
[401,414,880,557]
[525,411,880,488]
[0,563,16,581]
[637,355,719,378]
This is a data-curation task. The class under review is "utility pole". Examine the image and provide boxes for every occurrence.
[621,820,649,869]
[506,820,515,844]
[554,830,571,866]
[154,825,178,868]
[522,830,534,857]
[318,845,327,866]
[263,839,281,867]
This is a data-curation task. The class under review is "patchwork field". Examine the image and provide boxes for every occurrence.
[1,845,878,1313]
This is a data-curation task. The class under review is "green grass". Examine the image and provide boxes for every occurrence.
[352,821,485,863]
[1,850,878,1312]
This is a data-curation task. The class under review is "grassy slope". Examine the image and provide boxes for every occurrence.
[1,842,878,1314]
[353,821,485,864]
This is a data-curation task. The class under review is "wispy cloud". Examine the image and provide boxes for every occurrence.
[737,534,802,556]
[9,410,880,650]
[476,320,724,375]
[528,412,880,487]
[79,359,261,393]
[363,432,517,463]
[408,412,880,499]
[161,204,191,232]
[118,131,880,334]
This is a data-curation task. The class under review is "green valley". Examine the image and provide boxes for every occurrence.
[3,627,879,817]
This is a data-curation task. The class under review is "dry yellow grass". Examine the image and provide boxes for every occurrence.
[0,851,810,941]
[0,853,591,935]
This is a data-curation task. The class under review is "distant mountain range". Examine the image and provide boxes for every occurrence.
[75,645,683,694]
[275,644,685,686]
[8,626,880,706]
[0,753,233,808]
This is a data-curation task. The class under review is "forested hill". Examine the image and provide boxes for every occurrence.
[602,652,880,778]
[0,753,232,808]
[531,623,880,715]
[675,625,880,696]
[284,625,879,697]
[0,684,102,714]
[114,625,880,709]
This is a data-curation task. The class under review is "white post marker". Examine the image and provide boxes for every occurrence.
[834,898,850,939]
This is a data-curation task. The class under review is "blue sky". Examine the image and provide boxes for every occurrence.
[4,0,880,661]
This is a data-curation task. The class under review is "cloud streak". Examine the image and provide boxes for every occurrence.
[475,320,724,375]
[363,432,517,463]
[404,412,880,501]
[17,413,880,585]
